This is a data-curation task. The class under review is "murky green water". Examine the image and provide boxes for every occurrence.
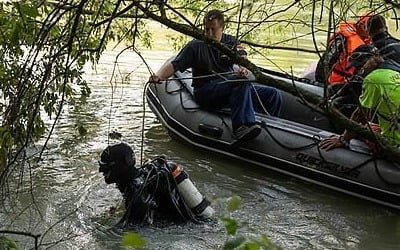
[1,47,400,249]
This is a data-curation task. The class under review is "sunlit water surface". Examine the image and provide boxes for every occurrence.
[1,48,400,249]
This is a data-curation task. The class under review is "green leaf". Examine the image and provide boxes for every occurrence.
[223,236,246,250]
[121,232,147,248]
[257,235,271,246]
[242,241,260,250]
[0,236,18,250]
[220,216,239,235]
[227,195,242,212]
[19,3,39,18]
[255,235,283,250]
[11,22,21,44]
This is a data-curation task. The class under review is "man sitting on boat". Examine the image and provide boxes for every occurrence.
[319,44,400,151]
[149,9,282,143]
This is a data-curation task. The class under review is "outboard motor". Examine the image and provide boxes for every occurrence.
[98,142,214,226]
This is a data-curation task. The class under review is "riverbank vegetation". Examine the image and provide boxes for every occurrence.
[1,0,399,248]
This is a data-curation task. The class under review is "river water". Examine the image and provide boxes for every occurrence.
[1,48,400,249]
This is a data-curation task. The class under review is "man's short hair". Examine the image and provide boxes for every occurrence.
[367,14,386,35]
[204,9,225,27]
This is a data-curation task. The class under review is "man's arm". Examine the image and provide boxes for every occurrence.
[149,62,176,83]
[319,106,370,150]
[150,41,195,83]
[233,42,252,79]
[341,107,368,141]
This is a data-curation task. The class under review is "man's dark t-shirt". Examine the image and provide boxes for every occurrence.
[373,32,400,65]
[171,34,246,87]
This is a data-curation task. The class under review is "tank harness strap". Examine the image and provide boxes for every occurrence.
[191,198,211,215]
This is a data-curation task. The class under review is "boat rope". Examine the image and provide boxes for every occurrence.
[315,140,400,185]
[250,83,270,115]
[258,121,320,150]
[315,143,373,173]
[132,46,156,166]
[261,116,400,186]
[258,66,323,87]
[166,71,234,81]
[373,158,400,185]
[102,46,155,166]
[162,79,200,111]
[140,81,150,166]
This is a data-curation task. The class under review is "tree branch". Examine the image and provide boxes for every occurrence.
[241,39,318,54]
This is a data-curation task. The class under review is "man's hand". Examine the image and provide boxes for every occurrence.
[319,135,346,151]
[149,74,161,83]
[237,66,249,78]
[234,65,249,79]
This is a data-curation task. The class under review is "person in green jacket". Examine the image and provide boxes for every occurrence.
[319,44,400,151]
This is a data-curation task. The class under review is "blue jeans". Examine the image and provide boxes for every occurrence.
[193,76,282,131]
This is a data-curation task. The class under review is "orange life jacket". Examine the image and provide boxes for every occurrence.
[327,21,365,84]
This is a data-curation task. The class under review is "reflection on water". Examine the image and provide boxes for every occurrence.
[1,49,400,249]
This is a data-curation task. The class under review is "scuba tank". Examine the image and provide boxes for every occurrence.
[169,163,214,219]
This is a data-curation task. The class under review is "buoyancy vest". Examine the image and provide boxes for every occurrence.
[327,22,366,84]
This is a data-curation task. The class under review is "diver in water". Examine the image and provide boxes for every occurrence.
[98,143,214,227]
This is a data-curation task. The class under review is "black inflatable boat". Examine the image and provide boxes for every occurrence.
[145,68,400,210]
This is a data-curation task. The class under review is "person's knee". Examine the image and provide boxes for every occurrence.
[273,90,282,116]
[268,88,282,106]
[265,88,282,116]
[274,89,282,103]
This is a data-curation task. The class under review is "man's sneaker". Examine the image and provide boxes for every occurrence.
[233,124,261,142]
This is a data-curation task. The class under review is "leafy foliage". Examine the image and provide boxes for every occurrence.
[221,196,283,249]
[0,0,149,188]
[221,216,240,236]
[227,195,242,212]
[121,232,147,249]
[0,236,18,250]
